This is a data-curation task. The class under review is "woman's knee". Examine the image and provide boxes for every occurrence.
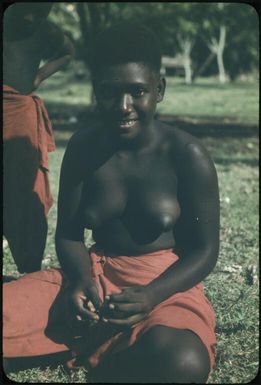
[138,326,211,383]
[170,338,210,383]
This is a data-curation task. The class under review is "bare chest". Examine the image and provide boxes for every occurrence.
[81,151,180,230]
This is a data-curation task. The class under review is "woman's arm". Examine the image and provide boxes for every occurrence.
[33,23,75,89]
[55,132,102,320]
[146,141,220,304]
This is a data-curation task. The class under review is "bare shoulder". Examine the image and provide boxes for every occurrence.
[65,125,99,159]
[161,123,217,180]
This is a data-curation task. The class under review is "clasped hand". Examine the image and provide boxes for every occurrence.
[101,286,155,327]
[66,283,102,330]
[67,283,155,329]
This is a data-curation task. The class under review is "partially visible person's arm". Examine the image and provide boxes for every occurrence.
[33,22,75,89]
[55,132,102,325]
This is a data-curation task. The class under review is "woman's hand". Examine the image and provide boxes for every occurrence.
[66,282,103,331]
[100,286,155,327]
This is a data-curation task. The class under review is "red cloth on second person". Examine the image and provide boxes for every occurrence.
[3,84,55,217]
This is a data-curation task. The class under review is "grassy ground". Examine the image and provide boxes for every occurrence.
[157,76,259,125]
[3,71,259,383]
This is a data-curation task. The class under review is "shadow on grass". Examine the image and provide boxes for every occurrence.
[156,114,258,137]
[185,82,255,90]
[50,105,258,167]
[212,157,258,166]
[54,135,258,166]
[47,103,258,136]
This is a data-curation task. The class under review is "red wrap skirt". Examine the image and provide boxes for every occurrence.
[3,247,216,369]
[3,84,55,218]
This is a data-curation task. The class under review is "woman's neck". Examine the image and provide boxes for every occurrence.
[117,120,159,155]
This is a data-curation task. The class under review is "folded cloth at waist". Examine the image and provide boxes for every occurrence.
[3,247,216,370]
[3,84,55,170]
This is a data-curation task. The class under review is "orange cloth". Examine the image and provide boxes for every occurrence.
[3,84,55,217]
[3,247,216,370]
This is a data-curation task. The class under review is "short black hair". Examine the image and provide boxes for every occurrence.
[90,22,162,76]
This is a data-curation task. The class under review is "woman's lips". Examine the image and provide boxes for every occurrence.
[117,119,137,129]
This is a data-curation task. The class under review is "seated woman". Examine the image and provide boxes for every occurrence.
[3,22,220,383]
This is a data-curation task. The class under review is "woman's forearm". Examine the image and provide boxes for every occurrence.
[146,247,218,307]
[55,237,93,287]
[35,54,72,86]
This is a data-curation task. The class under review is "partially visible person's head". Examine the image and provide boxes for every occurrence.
[90,22,162,79]
[4,3,53,39]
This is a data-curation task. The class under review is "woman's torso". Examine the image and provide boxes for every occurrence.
[3,24,48,94]
[80,122,182,256]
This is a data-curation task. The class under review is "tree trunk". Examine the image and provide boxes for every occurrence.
[184,56,192,84]
[178,37,193,85]
[217,26,226,83]
[87,3,103,37]
[75,3,90,67]
[217,50,226,83]
[76,4,111,106]
[207,25,227,83]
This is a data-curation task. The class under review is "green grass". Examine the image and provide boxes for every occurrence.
[3,68,259,382]
[157,76,259,125]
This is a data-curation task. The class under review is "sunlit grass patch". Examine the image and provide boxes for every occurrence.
[6,365,88,383]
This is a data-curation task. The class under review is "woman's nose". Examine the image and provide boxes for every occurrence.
[118,94,132,113]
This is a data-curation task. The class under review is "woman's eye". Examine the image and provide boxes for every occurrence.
[133,89,145,97]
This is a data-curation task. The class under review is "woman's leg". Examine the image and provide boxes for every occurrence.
[4,192,48,274]
[3,269,71,363]
[91,325,210,383]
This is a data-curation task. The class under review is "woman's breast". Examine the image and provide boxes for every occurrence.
[81,164,180,234]
[123,180,180,235]
[81,171,127,229]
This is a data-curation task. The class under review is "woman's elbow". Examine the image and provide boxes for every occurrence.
[203,243,219,273]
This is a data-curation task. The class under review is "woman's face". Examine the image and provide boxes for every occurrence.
[94,62,165,141]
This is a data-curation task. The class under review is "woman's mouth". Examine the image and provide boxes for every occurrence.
[117,119,137,129]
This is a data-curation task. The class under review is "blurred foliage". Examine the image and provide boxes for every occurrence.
[48,3,258,81]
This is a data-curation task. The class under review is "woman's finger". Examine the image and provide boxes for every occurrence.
[107,290,135,303]
[88,286,103,310]
[78,307,99,320]
[87,300,96,313]
[73,299,99,321]
[105,312,147,327]
[108,302,143,316]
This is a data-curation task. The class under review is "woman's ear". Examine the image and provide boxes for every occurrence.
[156,77,166,103]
